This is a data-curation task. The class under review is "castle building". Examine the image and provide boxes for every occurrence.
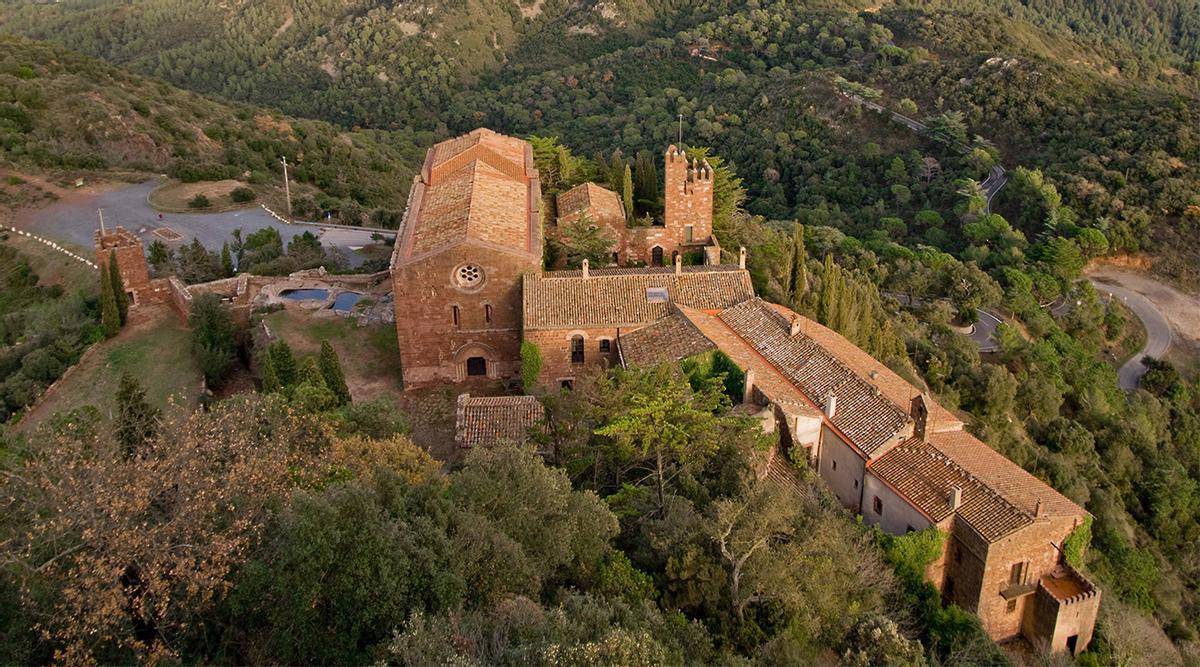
[397,129,1099,654]
[95,226,153,305]
[618,299,1101,655]
[552,145,717,267]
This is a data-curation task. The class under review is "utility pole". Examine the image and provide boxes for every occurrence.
[98,208,106,234]
[280,156,292,217]
[677,114,683,146]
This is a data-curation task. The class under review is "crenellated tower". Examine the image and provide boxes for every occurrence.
[663,145,713,245]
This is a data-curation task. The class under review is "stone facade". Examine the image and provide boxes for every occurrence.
[390,128,542,389]
[95,226,153,304]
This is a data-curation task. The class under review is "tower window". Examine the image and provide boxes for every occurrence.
[685,225,694,243]
[571,335,584,364]
[651,246,664,266]
[455,264,483,288]
[599,339,611,353]
[873,496,883,515]
[452,305,460,327]
[1009,561,1027,586]
[484,304,492,323]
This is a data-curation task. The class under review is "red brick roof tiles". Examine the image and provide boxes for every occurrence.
[870,439,1034,542]
[455,394,545,448]
[522,266,754,330]
[617,310,716,367]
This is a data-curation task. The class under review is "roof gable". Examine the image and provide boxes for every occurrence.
[455,394,546,448]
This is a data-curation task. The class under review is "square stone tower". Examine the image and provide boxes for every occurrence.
[95,226,151,305]
[662,145,713,246]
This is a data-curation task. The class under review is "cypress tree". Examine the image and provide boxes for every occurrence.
[318,341,351,406]
[621,164,635,222]
[108,253,129,324]
[260,349,280,393]
[115,373,159,459]
[818,254,837,327]
[100,264,121,338]
[790,224,807,305]
[634,151,659,214]
[298,356,326,388]
[221,242,234,278]
[269,340,297,387]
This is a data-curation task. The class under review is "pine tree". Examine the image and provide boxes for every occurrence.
[269,340,297,387]
[100,264,121,338]
[260,349,280,393]
[108,253,129,325]
[115,373,159,459]
[221,242,234,278]
[318,341,351,406]
[790,223,807,305]
[621,164,635,222]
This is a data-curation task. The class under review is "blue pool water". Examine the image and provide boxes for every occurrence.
[331,292,363,312]
[281,288,329,300]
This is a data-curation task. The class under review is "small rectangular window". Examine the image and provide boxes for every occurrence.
[1009,561,1026,586]
[872,496,883,515]
[485,304,492,323]
[1006,599,1017,613]
[832,460,838,471]
[452,305,460,327]
[599,339,611,353]
[684,225,694,243]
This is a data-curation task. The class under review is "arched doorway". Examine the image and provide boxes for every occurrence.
[651,246,664,266]
[466,356,487,376]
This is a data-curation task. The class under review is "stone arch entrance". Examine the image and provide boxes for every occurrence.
[453,342,499,381]
[651,246,664,266]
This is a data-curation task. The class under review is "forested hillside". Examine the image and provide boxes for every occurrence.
[0,36,427,220]
[3,0,1200,664]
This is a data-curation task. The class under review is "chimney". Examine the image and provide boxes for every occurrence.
[789,315,802,337]
[581,258,589,278]
[674,253,682,275]
[739,246,747,269]
[948,486,963,510]
[743,369,756,405]
[1035,498,1044,518]
[824,393,837,418]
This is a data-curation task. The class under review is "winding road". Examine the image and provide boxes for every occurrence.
[1087,270,1175,390]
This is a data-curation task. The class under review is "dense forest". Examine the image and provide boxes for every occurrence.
[2,0,1200,664]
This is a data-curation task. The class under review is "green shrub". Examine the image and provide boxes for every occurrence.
[188,193,211,209]
[230,186,256,203]
[520,341,542,392]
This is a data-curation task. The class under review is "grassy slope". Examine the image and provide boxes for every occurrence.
[15,304,204,433]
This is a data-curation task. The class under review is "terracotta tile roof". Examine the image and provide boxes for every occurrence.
[455,394,545,448]
[393,129,541,265]
[925,429,1084,520]
[523,266,754,330]
[717,299,910,456]
[557,182,624,223]
[870,439,1034,542]
[764,302,961,432]
[618,310,716,367]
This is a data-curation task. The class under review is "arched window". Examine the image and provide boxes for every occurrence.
[651,246,664,266]
[571,335,585,364]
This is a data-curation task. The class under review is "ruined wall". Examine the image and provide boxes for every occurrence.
[95,227,154,304]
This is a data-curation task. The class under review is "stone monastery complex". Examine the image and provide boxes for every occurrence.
[97,127,1100,657]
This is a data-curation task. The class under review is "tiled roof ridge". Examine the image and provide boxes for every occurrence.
[900,438,1032,523]
[542,264,744,279]
[722,298,910,447]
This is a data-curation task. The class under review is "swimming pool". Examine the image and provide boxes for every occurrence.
[281,288,330,300]
[331,292,363,312]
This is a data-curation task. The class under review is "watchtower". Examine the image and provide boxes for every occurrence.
[95,226,151,305]
[662,145,713,246]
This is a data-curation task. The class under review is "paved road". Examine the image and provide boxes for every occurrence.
[14,179,385,268]
[886,291,1001,351]
[1088,275,1172,390]
[980,165,1007,214]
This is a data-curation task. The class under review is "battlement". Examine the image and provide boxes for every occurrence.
[664,145,713,189]
[95,226,142,251]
